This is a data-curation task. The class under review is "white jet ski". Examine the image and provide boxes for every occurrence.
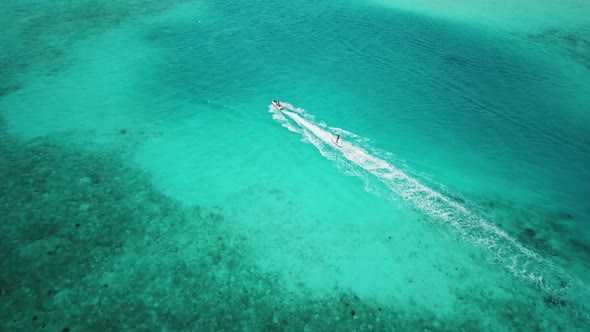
[272,100,284,110]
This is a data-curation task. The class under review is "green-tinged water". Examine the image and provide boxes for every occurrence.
[1,0,589,330]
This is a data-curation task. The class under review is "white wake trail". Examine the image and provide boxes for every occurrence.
[271,102,590,317]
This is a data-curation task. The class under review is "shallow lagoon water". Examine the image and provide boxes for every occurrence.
[1,0,589,330]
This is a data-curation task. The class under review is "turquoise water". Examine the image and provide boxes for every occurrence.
[1,0,590,330]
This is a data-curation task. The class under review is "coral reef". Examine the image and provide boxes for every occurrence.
[1,121,588,330]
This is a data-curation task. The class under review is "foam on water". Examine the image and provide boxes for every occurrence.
[269,105,300,134]
[273,102,590,317]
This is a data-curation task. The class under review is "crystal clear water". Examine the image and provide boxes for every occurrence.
[1,0,589,330]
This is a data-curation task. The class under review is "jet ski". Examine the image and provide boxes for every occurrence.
[272,100,284,110]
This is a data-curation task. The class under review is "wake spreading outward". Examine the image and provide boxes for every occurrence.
[269,101,590,318]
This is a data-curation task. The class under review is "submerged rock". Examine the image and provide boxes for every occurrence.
[543,295,566,307]
[556,212,574,220]
[524,228,536,238]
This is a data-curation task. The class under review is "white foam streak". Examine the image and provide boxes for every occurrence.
[269,105,300,133]
[271,103,590,313]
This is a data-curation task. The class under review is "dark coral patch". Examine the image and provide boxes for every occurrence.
[544,296,566,307]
